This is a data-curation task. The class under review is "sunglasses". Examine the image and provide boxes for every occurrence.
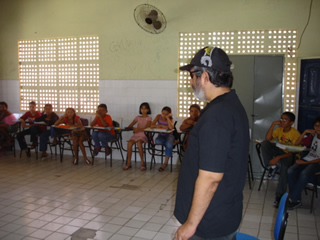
[189,70,202,78]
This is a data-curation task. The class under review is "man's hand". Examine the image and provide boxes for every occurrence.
[175,222,197,240]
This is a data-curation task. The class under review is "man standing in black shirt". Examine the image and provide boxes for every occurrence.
[174,47,249,240]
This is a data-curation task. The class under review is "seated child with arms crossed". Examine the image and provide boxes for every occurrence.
[179,104,200,131]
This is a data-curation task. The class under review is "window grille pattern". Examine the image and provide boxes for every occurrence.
[178,30,297,118]
[18,36,99,114]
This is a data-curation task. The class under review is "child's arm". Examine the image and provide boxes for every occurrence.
[54,114,66,126]
[128,119,137,128]
[295,129,315,145]
[133,120,151,133]
[166,113,174,130]
[74,117,84,130]
[151,115,160,128]
[269,152,293,166]
[180,118,196,131]
[296,158,320,165]
[90,115,98,127]
[265,120,280,141]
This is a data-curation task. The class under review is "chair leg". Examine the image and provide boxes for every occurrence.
[258,169,267,191]
[310,176,318,213]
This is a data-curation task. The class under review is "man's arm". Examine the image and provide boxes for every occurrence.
[175,170,224,240]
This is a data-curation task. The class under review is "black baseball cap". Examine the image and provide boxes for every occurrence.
[179,46,231,72]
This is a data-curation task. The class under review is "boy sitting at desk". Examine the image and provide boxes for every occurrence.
[34,104,59,159]
[261,112,300,207]
[90,104,115,156]
[16,101,41,157]
[287,116,320,209]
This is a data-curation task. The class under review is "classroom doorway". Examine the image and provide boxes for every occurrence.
[230,55,284,175]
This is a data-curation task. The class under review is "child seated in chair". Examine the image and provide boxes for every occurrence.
[151,106,174,172]
[287,116,320,210]
[34,104,59,159]
[55,108,91,165]
[0,102,17,150]
[16,101,41,157]
[179,104,200,132]
[123,102,152,171]
[90,104,115,157]
[261,112,300,207]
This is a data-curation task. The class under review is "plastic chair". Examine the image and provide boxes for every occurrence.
[236,192,289,240]
[147,122,180,172]
[304,172,320,213]
[256,142,280,191]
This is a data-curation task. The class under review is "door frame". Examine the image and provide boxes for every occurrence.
[295,56,320,129]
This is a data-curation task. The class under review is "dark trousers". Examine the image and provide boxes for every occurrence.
[261,141,295,199]
[17,125,42,151]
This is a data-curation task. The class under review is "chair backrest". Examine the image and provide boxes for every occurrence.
[274,192,289,240]
[80,118,89,126]
[112,120,121,139]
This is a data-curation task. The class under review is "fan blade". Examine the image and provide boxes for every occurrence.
[153,21,162,30]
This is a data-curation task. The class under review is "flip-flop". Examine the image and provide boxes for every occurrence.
[123,165,132,170]
[158,164,167,172]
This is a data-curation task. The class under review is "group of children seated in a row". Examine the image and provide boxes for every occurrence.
[1,101,319,208]
[261,111,320,210]
[0,101,200,172]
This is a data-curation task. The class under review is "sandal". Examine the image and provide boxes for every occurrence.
[123,165,132,170]
[73,158,78,165]
[84,159,92,165]
[140,165,146,171]
[158,163,168,172]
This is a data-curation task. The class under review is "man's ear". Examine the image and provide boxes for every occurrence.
[201,71,211,84]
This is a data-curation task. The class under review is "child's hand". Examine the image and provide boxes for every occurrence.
[273,120,281,126]
[269,156,281,166]
[296,159,307,165]
[304,129,316,136]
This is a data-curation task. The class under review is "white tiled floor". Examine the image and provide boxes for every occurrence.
[0,149,319,240]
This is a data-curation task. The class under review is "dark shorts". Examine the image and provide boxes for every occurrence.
[72,130,87,137]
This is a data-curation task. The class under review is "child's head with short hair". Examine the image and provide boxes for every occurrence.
[97,104,107,116]
[139,102,151,115]
[29,101,37,112]
[282,112,295,122]
[0,102,8,110]
[189,104,200,120]
[313,116,320,126]
[280,112,295,130]
[44,104,53,115]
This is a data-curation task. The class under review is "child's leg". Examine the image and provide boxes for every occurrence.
[123,140,135,169]
[137,140,144,166]
[78,135,88,159]
[72,136,79,159]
